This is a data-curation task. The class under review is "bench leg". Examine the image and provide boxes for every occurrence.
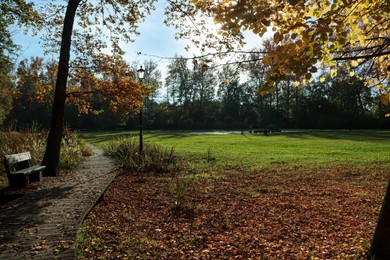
[30,171,42,182]
[8,174,29,188]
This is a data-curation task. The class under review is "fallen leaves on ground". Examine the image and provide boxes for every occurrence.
[78,166,389,259]
[31,240,47,254]
[53,240,72,254]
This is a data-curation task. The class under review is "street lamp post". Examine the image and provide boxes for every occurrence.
[137,66,145,155]
[240,102,244,135]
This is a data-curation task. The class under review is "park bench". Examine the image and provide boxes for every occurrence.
[3,152,46,188]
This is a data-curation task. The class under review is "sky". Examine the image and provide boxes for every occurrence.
[123,1,194,71]
[12,1,266,81]
[13,1,189,66]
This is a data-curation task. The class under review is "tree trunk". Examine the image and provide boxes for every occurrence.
[295,86,299,127]
[42,0,81,176]
[286,80,291,119]
[275,82,279,113]
[369,178,390,259]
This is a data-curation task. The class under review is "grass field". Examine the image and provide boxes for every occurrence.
[79,129,390,259]
[86,130,390,169]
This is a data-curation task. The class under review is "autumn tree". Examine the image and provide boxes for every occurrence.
[38,0,156,175]
[8,57,56,128]
[165,0,388,100]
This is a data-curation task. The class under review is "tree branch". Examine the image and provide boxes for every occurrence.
[334,51,390,61]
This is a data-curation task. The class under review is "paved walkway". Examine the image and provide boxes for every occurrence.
[0,145,118,259]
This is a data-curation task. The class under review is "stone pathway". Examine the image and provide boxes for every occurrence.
[0,145,118,259]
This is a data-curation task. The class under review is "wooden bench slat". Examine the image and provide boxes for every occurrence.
[4,152,31,164]
[12,165,46,175]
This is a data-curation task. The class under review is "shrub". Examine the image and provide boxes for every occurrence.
[104,137,180,175]
[60,129,93,172]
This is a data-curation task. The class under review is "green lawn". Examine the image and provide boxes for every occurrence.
[85,129,390,169]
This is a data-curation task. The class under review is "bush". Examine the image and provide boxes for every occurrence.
[104,137,180,175]
[60,129,93,172]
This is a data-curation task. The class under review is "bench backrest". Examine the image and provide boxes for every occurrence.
[4,152,32,175]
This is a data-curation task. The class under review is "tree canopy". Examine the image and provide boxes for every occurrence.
[0,0,40,126]
[39,0,156,114]
[170,0,389,108]
[0,0,40,55]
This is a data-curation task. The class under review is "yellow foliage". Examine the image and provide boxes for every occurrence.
[330,69,337,79]
[380,93,390,106]
[263,56,271,67]
[351,60,359,68]
[192,0,389,97]
[258,85,274,96]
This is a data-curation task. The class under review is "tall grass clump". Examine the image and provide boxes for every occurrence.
[0,128,47,165]
[104,137,180,175]
[60,128,93,172]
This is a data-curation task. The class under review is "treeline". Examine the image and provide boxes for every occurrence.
[2,55,389,131]
[139,58,388,130]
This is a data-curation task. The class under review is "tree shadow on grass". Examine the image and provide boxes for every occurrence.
[281,129,390,143]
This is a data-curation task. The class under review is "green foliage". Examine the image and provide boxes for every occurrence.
[104,137,180,175]
[0,86,12,127]
[0,1,40,128]
[76,225,90,256]
[0,0,40,58]
[4,53,388,130]
[60,129,93,172]
[0,33,14,127]
[0,61,13,127]
[59,144,90,173]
